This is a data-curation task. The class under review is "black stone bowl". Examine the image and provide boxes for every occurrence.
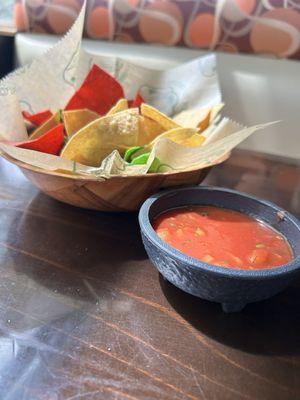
[138,186,300,312]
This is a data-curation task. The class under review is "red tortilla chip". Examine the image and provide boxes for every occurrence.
[11,124,64,155]
[22,110,53,126]
[65,64,124,115]
[129,92,144,108]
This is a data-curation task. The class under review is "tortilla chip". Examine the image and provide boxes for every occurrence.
[11,124,65,155]
[63,109,99,137]
[152,127,205,147]
[198,110,211,131]
[131,127,205,160]
[182,133,205,147]
[61,108,139,167]
[173,104,224,131]
[22,110,53,127]
[107,99,128,115]
[138,115,165,146]
[141,104,179,131]
[65,64,125,116]
[29,112,60,140]
[128,92,144,108]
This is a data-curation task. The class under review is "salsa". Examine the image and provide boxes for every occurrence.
[153,206,293,270]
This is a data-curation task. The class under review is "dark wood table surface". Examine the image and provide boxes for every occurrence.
[0,149,299,400]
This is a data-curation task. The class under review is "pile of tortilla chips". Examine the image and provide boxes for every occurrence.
[3,64,226,175]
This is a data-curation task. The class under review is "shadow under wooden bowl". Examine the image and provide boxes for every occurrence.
[1,153,229,212]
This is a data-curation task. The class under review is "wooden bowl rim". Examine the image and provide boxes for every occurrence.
[1,152,230,182]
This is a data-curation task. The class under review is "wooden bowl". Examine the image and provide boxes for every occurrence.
[2,154,229,212]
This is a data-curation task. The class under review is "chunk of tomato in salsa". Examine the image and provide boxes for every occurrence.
[153,206,293,270]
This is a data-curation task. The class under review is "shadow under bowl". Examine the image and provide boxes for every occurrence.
[138,186,300,312]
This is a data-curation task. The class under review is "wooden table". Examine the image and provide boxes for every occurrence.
[0,149,299,400]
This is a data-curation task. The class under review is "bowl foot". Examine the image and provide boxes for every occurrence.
[221,302,246,313]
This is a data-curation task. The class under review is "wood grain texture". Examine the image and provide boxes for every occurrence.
[1,154,229,211]
[0,149,299,400]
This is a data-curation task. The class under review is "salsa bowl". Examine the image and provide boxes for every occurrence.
[139,186,300,312]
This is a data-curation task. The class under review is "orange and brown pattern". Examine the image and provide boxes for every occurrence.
[14,0,300,59]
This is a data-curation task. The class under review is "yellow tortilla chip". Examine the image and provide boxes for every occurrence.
[141,104,179,131]
[152,127,205,147]
[182,133,206,147]
[132,127,206,160]
[63,109,99,137]
[107,99,128,115]
[138,116,165,146]
[173,104,224,131]
[198,110,211,132]
[29,112,59,140]
[61,108,139,167]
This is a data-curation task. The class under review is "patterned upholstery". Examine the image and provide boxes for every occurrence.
[14,0,300,60]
